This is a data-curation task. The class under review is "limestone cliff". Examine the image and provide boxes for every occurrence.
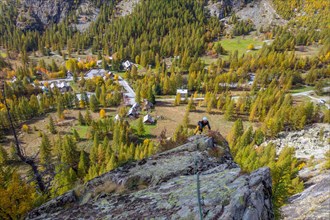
[27,135,274,219]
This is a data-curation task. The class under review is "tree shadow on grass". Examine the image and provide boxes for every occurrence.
[191,109,205,114]
[143,134,157,139]
[156,101,174,107]
[209,111,224,116]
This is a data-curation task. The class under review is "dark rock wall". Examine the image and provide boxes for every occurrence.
[16,0,75,31]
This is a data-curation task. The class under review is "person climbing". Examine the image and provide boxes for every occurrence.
[194,117,211,134]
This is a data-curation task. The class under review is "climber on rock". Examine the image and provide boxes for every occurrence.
[194,117,211,134]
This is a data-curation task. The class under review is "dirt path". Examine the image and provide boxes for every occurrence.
[292,87,330,109]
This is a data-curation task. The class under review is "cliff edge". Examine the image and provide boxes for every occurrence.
[27,134,274,220]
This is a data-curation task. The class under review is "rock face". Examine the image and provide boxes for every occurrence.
[234,0,287,29]
[16,0,75,31]
[206,0,287,29]
[281,167,330,220]
[262,123,330,160]
[206,0,248,19]
[27,135,274,220]
[116,0,140,17]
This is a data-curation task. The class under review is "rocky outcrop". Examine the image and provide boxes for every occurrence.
[116,0,140,17]
[262,123,330,160]
[27,134,274,219]
[264,123,330,219]
[234,0,287,28]
[16,0,76,31]
[206,0,249,19]
[16,0,100,31]
[206,0,287,29]
[281,166,330,220]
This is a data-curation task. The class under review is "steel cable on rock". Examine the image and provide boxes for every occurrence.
[195,157,203,220]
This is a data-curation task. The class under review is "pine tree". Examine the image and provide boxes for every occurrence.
[78,151,88,178]
[39,133,52,170]
[174,93,181,106]
[271,147,303,217]
[173,124,186,143]
[57,98,64,120]
[78,111,85,125]
[183,109,190,128]
[224,101,235,121]
[89,133,99,164]
[51,164,77,196]
[0,172,36,219]
[0,145,9,165]
[106,154,117,171]
[206,98,213,113]
[227,119,244,147]
[90,95,99,112]
[137,117,145,136]
[315,80,324,96]
[147,86,156,104]
[68,168,77,187]
[187,96,196,111]
[49,116,57,134]
[135,86,141,103]
[85,110,92,125]
[85,165,98,181]
[97,143,106,165]
[254,128,265,145]
[60,135,78,168]
[72,129,80,142]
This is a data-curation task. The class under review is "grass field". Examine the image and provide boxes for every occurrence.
[114,71,126,78]
[149,101,260,139]
[295,45,321,58]
[2,99,259,157]
[200,56,218,65]
[75,125,89,138]
[130,117,157,138]
[220,36,264,58]
[200,36,265,65]
[290,86,314,93]
[0,51,7,58]
[1,109,107,155]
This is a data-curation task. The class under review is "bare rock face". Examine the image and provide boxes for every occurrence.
[281,168,330,220]
[16,0,75,31]
[207,0,242,19]
[262,123,330,160]
[27,134,274,220]
[206,0,287,29]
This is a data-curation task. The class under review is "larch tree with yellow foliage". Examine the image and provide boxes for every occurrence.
[0,172,38,220]
[99,109,106,118]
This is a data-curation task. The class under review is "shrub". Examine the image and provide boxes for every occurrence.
[21,124,29,133]
[247,44,255,50]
